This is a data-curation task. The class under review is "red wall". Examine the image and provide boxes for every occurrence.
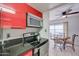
[1,3,42,28]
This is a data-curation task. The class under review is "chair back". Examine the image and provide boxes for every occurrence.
[72,34,78,44]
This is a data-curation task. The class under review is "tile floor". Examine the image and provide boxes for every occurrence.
[49,40,79,56]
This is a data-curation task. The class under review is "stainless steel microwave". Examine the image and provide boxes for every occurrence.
[26,13,43,28]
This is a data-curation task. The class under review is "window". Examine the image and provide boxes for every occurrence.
[50,23,68,38]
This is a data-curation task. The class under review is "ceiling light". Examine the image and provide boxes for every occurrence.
[62,15,66,18]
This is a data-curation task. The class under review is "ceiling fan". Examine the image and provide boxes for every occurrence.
[56,5,79,19]
[62,9,79,16]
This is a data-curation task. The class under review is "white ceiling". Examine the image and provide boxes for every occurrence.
[28,3,63,12]
[49,3,79,20]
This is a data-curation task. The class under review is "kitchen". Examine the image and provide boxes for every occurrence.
[0,3,49,56]
[1,3,79,56]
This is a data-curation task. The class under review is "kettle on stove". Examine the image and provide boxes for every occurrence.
[35,33,41,42]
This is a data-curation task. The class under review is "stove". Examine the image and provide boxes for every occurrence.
[22,32,41,56]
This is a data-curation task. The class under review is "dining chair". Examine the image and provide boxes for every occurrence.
[52,34,65,51]
[53,38,64,51]
[63,34,78,51]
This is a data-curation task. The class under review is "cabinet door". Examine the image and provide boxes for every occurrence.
[19,49,32,56]
[1,12,12,28]
[0,4,26,29]
[1,11,26,29]
[11,11,26,29]
[40,42,49,56]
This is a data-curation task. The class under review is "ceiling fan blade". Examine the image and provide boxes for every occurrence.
[66,11,79,15]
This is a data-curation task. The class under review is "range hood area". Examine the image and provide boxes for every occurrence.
[0,3,43,40]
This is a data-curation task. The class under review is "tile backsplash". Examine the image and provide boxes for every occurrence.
[3,27,41,40]
[0,29,3,40]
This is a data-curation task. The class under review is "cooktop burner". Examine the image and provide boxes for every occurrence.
[30,41,40,47]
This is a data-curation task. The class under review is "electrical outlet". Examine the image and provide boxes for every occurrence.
[45,29,47,32]
[7,33,10,38]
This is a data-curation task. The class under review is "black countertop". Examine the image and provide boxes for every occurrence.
[2,38,48,56]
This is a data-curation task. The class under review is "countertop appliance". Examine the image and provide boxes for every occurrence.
[26,13,43,28]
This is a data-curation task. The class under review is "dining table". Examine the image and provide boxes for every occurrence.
[52,37,70,50]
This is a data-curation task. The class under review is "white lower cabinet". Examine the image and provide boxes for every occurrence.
[40,42,49,56]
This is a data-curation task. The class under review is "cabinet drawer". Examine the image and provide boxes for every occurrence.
[19,49,32,56]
